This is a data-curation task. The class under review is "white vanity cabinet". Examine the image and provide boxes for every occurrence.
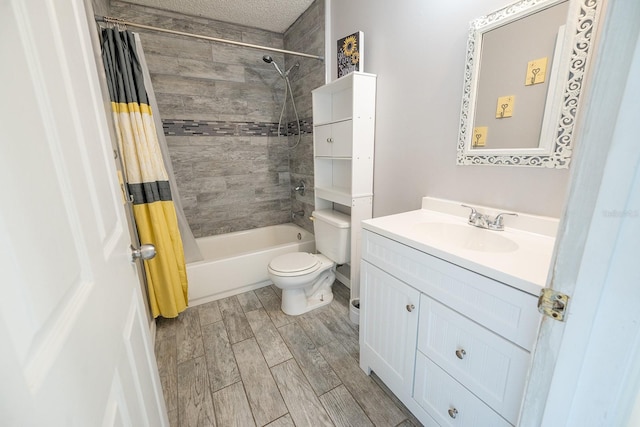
[360,228,542,426]
[312,72,376,297]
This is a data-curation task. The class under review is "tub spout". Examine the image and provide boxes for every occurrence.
[291,210,305,219]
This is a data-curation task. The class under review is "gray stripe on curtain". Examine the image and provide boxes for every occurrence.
[128,181,172,205]
[101,28,149,106]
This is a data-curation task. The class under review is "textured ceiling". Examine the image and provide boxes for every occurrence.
[122,0,315,33]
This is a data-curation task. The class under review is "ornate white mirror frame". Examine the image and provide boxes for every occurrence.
[457,0,601,168]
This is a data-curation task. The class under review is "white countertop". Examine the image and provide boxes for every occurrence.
[361,198,558,296]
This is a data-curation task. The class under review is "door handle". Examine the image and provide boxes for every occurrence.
[129,244,156,261]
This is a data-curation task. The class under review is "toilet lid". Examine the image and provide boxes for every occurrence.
[269,252,320,274]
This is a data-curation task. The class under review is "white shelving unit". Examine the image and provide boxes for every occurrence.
[312,71,377,300]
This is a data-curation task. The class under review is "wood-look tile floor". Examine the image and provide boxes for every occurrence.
[154,281,423,427]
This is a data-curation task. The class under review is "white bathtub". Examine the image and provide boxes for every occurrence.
[187,223,315,306]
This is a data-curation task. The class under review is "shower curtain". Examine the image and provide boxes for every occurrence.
[101,28,188,318]
[133,34,203,265]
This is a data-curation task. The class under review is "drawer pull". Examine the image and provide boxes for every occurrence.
[448,407,458,419]
[406,304,415,312]
[455,348,467,359]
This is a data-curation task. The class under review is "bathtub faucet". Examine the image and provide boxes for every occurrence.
[293,180,305,196]
[291,210,305,219]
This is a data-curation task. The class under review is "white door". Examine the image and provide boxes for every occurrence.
[519,3,640,426]
[0,0,168,425]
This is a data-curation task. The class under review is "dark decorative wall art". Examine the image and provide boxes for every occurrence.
[337,31,364,78]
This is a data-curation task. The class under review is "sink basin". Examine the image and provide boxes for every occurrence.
[411,222,519,253]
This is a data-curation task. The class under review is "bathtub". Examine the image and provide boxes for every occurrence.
[187,223,315,306]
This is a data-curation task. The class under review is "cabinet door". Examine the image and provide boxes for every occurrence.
[314,124,332,156]
[360,261,420,400]
[330,120,353,157]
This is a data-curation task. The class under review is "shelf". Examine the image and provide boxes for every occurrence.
[313,71,377,302]
[314,156,352,159]
[315,186,352,206]
[314,117,353,127]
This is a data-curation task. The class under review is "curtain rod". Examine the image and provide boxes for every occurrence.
[95,15,325,61]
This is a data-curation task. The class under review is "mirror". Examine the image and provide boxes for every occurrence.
[457,0,601,168]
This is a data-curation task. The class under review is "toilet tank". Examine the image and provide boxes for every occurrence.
[313,209,351,264]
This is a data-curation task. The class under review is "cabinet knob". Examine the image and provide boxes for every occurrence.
[406,304,415,312]
[327,137,333,143]
[448,407,458,419]
[455,348,466,360]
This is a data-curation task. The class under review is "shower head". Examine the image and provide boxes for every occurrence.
[262,54,285,78]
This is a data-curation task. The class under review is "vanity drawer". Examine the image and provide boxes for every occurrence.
[361,230,540,350]
[413,352,512,427]
[417,294,530,424]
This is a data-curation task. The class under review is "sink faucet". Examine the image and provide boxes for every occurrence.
[461,204,517,231]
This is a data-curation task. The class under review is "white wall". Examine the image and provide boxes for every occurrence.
[329,0,571,218]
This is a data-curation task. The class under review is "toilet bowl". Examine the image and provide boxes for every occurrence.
[268,209,350,315]
[268,252,335,315]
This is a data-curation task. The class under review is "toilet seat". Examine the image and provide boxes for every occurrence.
[268,253,321,277]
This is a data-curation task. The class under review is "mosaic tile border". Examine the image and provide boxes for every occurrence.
[163,119,313,137]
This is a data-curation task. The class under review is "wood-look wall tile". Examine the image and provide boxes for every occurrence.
[317,342,406,427]
[245,308,292,367]
[218,296,254,344]
[319,384,373,427]
[151,74,218,98]
[177,356,216,427]
[271,359,333,426]
[232,338,288,426]
[138,32,213,61]
[277,322,341,395]
[211,381,256,427]
[202,321,240,392]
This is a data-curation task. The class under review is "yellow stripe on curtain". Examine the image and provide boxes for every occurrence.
[133,201,188,318]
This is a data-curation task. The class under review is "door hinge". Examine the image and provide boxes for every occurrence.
[538,288,570,321]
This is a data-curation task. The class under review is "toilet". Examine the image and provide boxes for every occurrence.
[268,209,351,315]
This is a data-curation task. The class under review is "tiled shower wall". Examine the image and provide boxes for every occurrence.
[285,0,326,233]
[108,0,324,237]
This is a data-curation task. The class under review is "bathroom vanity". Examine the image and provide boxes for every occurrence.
[359,198,557,426]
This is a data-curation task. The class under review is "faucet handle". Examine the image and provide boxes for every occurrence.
[490,212,518,230]
[461,204,478,221]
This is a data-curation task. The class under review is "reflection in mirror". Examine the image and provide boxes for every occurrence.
[457,0,602,168]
